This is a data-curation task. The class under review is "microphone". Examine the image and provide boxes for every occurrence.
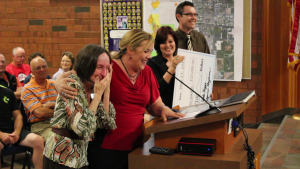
[149,58,221,118]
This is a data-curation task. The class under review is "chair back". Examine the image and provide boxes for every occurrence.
[19,102,31,131]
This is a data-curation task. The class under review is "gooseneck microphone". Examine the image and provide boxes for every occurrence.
[149,58,221,118]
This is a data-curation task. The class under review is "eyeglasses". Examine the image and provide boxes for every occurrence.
[15,55,25,58]
[61,60,71,63]
[181,13,199,17]
[34,65,47,71]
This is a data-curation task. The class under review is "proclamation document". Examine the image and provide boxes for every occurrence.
[172,49,216,108]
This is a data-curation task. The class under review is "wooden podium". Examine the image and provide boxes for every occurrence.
[129,95,263,169]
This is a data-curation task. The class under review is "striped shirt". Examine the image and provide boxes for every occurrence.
[21,79,57,123]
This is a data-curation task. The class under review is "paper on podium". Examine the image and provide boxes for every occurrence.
[172,49,216,108]
[178,100,220,120]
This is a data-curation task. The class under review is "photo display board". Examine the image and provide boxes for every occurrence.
[102,0,143,52]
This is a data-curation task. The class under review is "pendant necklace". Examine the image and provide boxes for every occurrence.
[120,58,139,82]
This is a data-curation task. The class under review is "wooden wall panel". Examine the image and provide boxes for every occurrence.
[262,0,300,115]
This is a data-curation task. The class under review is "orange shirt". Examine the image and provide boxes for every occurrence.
[21,79,57,123]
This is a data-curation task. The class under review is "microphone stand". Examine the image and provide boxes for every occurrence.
[150,58,221,118]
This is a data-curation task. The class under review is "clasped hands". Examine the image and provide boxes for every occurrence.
[0,132,19,146]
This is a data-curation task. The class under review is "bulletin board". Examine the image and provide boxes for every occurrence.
[101,0,143,52]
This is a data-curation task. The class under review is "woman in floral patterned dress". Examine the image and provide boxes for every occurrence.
[43,44,117,169]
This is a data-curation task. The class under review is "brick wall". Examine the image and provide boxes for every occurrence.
[0,0,263,124]
[0,0,101,74]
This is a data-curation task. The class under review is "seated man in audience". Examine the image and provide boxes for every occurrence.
[0,85,44,169]
[5,47,31,86]
[0,53,23,99]
[21,57,57,141]
[24,52,51,85]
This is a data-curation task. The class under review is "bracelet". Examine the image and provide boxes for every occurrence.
[159,105,168,112]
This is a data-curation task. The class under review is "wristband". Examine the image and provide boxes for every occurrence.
[160,105,168,112]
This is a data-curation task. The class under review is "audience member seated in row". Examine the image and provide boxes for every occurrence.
[52,52,75,81]
[21,58,57,142]
[55,29,186,169]
[0,54,23,100]
[0,85,44,169]
[43,44,116,169]
[5,47,31,86]
[24,52,51,85]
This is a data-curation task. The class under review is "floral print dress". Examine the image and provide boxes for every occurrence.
[43,74,117,168]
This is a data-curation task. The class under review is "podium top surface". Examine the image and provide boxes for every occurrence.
[144,95,256,135]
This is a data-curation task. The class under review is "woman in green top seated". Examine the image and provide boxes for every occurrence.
[43,44,117,169]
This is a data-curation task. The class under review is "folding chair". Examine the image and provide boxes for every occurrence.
[1,145,30,169]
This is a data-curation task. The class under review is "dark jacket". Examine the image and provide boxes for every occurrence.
[175,27,210,54]
[0,71,17,92]
[147,54,175,108]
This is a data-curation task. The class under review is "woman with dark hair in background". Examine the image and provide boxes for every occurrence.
[145,26,213,123]
[24,52,51,85]
[147,26,185,108]
[43,44,116,169]
[52,52,75,80]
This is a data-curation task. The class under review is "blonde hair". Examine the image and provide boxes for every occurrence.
[114,29,154,59]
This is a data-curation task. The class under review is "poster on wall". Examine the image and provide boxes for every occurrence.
[143,0,244,81]
[143,0,191,38]
[143,0,191,56]
[193,0,243,81]
[101,0,143,52]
